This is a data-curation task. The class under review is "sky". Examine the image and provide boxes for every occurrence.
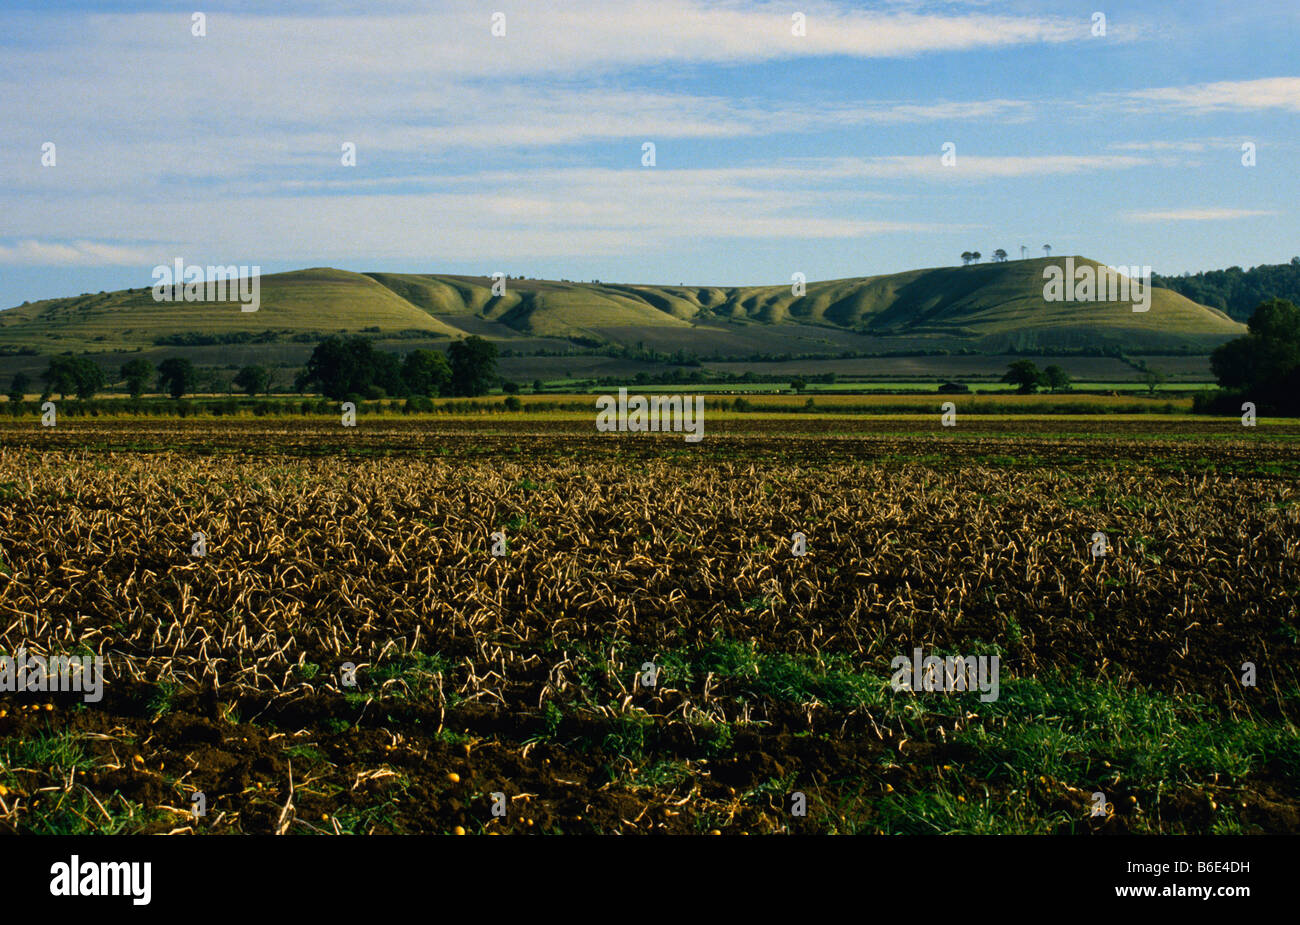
[0,0,1296,308]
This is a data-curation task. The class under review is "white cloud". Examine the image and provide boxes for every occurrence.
[0,145,1158,267]
[1123,208,1278,222]
[1109,139,1223,153]
[798,154,1151,180]
[0,169,976,266]
[0,90,1045,196]
[0,240,158,266]
[0,3,1083,180]
[1114,77,1300,114]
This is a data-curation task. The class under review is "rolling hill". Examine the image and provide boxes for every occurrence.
[0,258,1245,362]
[0,268,465,348]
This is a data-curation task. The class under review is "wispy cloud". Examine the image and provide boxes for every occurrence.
[0,159,985,267]
[800,154,1152,180]
[0,3,1084,179]
[0,90,1044,194]
[0,239,157,266]
[1123,208,1278,222]
[1113,77,1300,114]
[0,146,1161,267]
[1109,137,1238,153]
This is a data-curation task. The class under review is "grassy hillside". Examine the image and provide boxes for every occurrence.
[0,258,1245,361]
[365,273,698,334]
[0,268,462,352]
[364,258,1242,350]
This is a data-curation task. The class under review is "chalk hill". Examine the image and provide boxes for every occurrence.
[0,257,1245,356]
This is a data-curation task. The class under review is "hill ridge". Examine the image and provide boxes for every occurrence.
[0,257,1245,357]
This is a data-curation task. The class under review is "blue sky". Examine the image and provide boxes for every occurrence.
[0,0,1296,308]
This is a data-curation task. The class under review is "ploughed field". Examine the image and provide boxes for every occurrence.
[0,417,1297,834]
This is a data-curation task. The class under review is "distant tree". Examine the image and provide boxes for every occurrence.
[993,249,1008,263]
[961,251,974,266]
[1141,368,1168,394]
[233,365,272,396]
[1002,359,1046,393]
[970,251,981,263]
[205,369,232,396]
[790,377,808,393]
[41,354,80,399]
[1020,245,1028,260]
[502,380,520,394]
[503,395,522,411]
[447,336,499,397]
[1043,244,1052,257]
[7,372,30,403]
[120,358,153,398]
[43,354,102,400]
[369,350,405,398]
[157,357,198,398]
[532,379,544,393]
[401,349,451,397]
[73,358,104,399]
[301,336,380,400]
[1043,365,1072,392]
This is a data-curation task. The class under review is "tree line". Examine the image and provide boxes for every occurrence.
[5,335,501,402]
[1151,258,1300,323]
[961,245,1051,265]
[8,306,1298,415]
[294,335,498,400]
